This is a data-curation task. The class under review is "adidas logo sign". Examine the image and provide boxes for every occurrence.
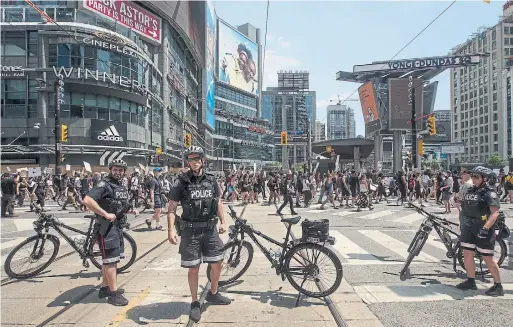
[98,125,124,142]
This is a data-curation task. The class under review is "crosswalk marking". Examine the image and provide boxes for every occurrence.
[424,236,451,252]
[332,211,357,217]
[331,231,385,265]
[11,218,88,232]
[360,210,394,220]
[392,213,423,224]
[354,283,513,304]
[1,237,28,250]
[358,230,439,263]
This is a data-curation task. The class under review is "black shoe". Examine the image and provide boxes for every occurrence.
[485,284,504,297]
[205,290,231,305]
[456,279,477,290]
[291,211,298,215]
[98,286,125,299]
[107,290,129,306]
[189,301,202,322]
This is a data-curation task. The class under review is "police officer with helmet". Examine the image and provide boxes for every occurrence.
[82,159,139,306]
[167,146,230,323]
[457,166,504,296]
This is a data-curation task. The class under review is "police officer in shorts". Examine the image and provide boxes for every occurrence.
[167,146,230,322]
[83,159,138,306]
[457,166,504,296]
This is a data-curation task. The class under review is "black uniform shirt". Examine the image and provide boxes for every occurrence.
[461,185,500,220]
[169,171,221,203]
[86,176,129,215]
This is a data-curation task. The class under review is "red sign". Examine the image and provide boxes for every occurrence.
[83,0,162,44]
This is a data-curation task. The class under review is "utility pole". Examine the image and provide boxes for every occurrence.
[409,76,417,171]
[307,118,312,173]
[54,74,64,175]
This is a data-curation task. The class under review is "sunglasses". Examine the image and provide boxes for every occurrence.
[470,174,482,179]
[187,157,202,163]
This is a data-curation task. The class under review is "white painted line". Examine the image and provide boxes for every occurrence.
[392,213,424,224]
[331,231,387,265]
[359,210,394,220]
[0,237,28,250]
[331,211,358,217]
[353,283,513,304]
[424,236,451,252]
[12,218,88,232]
[358,230,439,263]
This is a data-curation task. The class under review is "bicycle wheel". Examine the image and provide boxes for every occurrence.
[89,232,138,273]
[206,240,253,286]
[4,235,60,279]
[284,242,343,298]
[400,231,428,281]
[457,237,507,275]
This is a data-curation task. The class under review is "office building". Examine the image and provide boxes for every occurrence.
[1,0,210,169]
[326,104,355,140]
[450,3,513,163]
[434,110,451,122]
[314,120,326,142]
[211,20,273,169]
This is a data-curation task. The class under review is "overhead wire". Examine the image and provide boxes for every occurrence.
[262,0,270,79]
[317,0,457,124]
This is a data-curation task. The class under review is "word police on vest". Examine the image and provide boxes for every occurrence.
[115,191,128,199]
[464,193,479,201]
[191,189,213,199]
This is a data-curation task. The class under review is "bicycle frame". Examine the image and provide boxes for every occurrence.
[37,217,96,258]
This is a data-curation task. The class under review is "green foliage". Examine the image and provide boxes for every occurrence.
[488,154,505,166]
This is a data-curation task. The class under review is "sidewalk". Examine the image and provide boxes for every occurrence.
[0,203,383,327]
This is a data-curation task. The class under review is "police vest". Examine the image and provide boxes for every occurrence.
[97,177,130,218]
[179,172,218,222]
[461,186,492,220]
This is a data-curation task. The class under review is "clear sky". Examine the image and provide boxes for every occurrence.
[214,0,503,136]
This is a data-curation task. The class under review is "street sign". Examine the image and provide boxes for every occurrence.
[441,142,464,154]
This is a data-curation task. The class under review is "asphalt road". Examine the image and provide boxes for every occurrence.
[290,198,513,327]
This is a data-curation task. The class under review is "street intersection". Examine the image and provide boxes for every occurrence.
[0,199,512,326]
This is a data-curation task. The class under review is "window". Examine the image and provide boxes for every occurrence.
[57,44,70,67]
[98,50,110,73]
[1,31,26,57]
[1,79,27,118]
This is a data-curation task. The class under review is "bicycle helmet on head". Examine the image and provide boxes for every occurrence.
[184,146,205,158]
[109,159,127,169]
[469,166,493,178]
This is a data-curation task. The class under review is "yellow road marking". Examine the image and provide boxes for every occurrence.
[107,287,151,327]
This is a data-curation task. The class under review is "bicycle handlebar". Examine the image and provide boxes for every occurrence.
[408,202,459,226]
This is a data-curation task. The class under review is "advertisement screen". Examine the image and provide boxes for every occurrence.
[91,120,127,147]
[218,20,259,96]
[83,0,162,44]
[388,78,423,130]
[423,120,451,142]
[358,82,381,135]
[204,0,216,130]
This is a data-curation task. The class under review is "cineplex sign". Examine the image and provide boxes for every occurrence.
[52,66,149,97]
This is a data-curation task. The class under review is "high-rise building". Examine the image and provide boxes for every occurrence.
[314,120,326,142]
[262,71,315,168]
[450,4,513,163]
[326,105,355,140]
[434,110,451,122]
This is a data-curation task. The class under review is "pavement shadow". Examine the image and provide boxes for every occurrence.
[214,288,323,309]
[131,228,152,233]
[46,284,101,306]
[1,269,100,287]
[125,301,189,325]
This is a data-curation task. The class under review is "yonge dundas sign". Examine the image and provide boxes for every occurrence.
[82,0,162,44]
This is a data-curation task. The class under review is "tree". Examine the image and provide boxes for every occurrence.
[488,154,505,166]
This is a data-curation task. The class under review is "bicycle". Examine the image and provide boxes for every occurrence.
[4,209,137,279]
[206,205,343,303]
[399,202,508,281]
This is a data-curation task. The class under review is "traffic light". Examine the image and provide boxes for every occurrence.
[61,124,68,142]
[184,133,192,147]
[427,116,436,136]
[418,138,424,156]
[326,145,332,153]
[156,147,163,155]
[280,131,288,145]
[60,153,65,163]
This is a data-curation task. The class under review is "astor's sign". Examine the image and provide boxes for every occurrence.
[83,0,162,44]
[353,55,482,73]
[52,66,149,97]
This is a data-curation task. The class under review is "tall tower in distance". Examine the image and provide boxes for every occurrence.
[326,104,355,140]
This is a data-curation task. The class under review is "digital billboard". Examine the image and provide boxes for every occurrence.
[423,120,451,143]
[82,0,162,44]
[358,82,381,135]
[388,78,423,130]
[218,20,259,96]
[204,0,216,130]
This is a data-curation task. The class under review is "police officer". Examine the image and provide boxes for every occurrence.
[167,146,230,323]
[457,166,504,296]
[82,159,138,306]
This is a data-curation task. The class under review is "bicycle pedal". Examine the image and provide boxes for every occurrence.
[82,260,90,268]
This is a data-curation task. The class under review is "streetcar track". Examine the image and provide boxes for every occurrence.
[0,218,150,286]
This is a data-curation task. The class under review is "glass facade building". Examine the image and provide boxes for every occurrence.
[1,1,205,168]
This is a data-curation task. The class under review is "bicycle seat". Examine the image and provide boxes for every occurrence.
[84,214,96,220]
[281,216,301,225]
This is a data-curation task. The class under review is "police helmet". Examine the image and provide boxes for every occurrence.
[109,159,127,169]
[469,166,493,177]
[184,146,205,158]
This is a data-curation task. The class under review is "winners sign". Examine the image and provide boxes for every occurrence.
[83,0,162,44]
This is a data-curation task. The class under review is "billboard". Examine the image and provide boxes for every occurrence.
[388,78,423,130]
[91,120,127,147]
[423,120,451,143]
[204,0,216,130]
[358,82,381,135]
[82,0,162,44]
[218,20,259,96]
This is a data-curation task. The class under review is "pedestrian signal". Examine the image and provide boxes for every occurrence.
[280,131,288,145]
[326,146,332,153]
[427,116,436,136]
[418,139,424,156]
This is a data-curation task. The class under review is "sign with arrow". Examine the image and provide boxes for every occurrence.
[100,150,127,166]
